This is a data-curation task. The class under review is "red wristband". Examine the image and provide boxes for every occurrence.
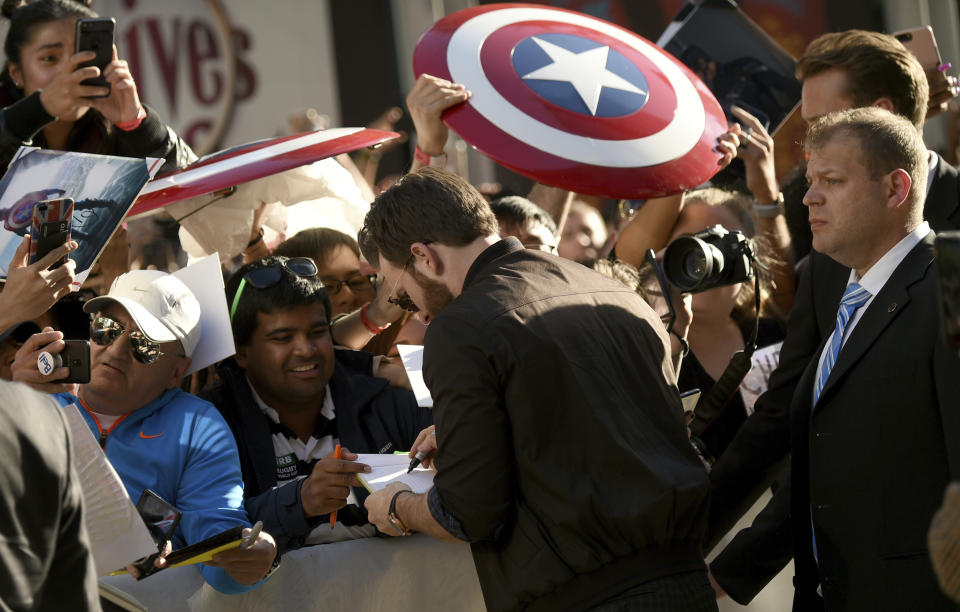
[413,145,432,166]
[360,303,389,335]
[115,106,147,132]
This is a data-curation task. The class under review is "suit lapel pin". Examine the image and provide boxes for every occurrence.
[888,302,897,313]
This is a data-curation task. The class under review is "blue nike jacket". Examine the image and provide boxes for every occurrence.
[55,387,260,595]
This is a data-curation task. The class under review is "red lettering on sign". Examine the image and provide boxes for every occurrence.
[145,18,182,114]
[232,28,257,102]
[188,20,222,105]
[123,20,144,100]
[185,120,212,145]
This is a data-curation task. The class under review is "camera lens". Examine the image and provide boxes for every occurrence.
[683,249,708,279]
[664,236,723,292]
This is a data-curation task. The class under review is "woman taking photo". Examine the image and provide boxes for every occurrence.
[0,0,194,173]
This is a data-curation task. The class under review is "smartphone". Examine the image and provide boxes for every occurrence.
[935,232,960,350]
[60,340,91,384]
[133,489,182,579]
[75,17,115,97]
[893,26,942,71]
[136,489,182,545]
[29,198,73,268]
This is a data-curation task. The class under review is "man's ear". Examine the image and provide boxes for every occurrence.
[410,241,443,278]
[168,356,192,389]
[871,97,897,114]
[235,344,249,370]
[885,168,912,209]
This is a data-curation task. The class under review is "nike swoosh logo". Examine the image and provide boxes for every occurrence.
[139,431,165,439]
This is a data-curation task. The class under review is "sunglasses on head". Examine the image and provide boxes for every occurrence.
[229,257,318,321]
[90,314,176,366]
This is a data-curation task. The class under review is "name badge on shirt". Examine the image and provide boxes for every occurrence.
[276,452,298,482]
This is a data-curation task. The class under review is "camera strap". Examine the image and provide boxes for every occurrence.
[688,273,762,441]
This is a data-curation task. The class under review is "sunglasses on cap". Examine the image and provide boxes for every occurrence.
[90,314,181,365]
[229,257,319,321]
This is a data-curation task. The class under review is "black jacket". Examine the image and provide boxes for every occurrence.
[200,349,433,552]
[424,238,711,612]
[0,84,195,174]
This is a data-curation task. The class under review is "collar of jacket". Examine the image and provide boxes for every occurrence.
[462,236,525,291]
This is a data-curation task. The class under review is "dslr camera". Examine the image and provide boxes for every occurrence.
[663,225,754,293]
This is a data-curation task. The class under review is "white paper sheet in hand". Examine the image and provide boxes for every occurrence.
[63,403,157,575]
[172,253,235,375]
[356,454,435,494]
[396,344,433,407]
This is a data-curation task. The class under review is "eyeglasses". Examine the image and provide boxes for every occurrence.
[91,314,179,365]
[385,257,420,313]
[229,257,318,320]
[321,274,376,296]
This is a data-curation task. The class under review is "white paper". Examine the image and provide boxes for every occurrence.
[172,253,235,375]
[63,403,156,576]
[356,454,435,494]
[396,344,433,408]
[740,341,783,416]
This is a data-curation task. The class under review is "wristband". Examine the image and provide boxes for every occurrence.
[752,192,784,218]
[360,302,389,335]
[387,489,415,536]
[413,145,447,167]
[114,106,147,132]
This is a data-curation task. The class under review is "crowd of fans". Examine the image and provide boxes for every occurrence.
[1,0,960,610]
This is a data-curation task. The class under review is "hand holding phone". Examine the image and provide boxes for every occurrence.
[75,18,115,99]
[893,26,957,120]
[10,327,78,394]
[36,339,90,384]
[132,490,182,580]
[30,198,73,268]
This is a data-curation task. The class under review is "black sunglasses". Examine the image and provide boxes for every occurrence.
[229,257,318,320]
[90,314,177,366]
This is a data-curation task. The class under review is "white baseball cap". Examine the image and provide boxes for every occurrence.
[83,270,202,359]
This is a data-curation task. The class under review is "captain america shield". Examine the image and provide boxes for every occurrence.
[413,4,728,199]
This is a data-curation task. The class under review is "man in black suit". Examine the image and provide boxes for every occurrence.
[711,108,960,610]
[708,29,960,549]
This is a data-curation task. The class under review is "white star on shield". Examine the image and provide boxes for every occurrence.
[520,37,648,116]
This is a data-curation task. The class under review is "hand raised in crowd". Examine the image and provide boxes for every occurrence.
[406,74,471,157]
[729,105,780,204]
[714,128,741,171]
[206,528,278,586]
[37,50,109,118]
[11,328,75,394]
[925,65,959,121]
[0,236,76,331]
[89,46,144,126]
[299,447,371,517]
[408,425,437,470]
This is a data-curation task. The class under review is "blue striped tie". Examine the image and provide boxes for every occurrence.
[813,282,871,405]
[811,281,871,570]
